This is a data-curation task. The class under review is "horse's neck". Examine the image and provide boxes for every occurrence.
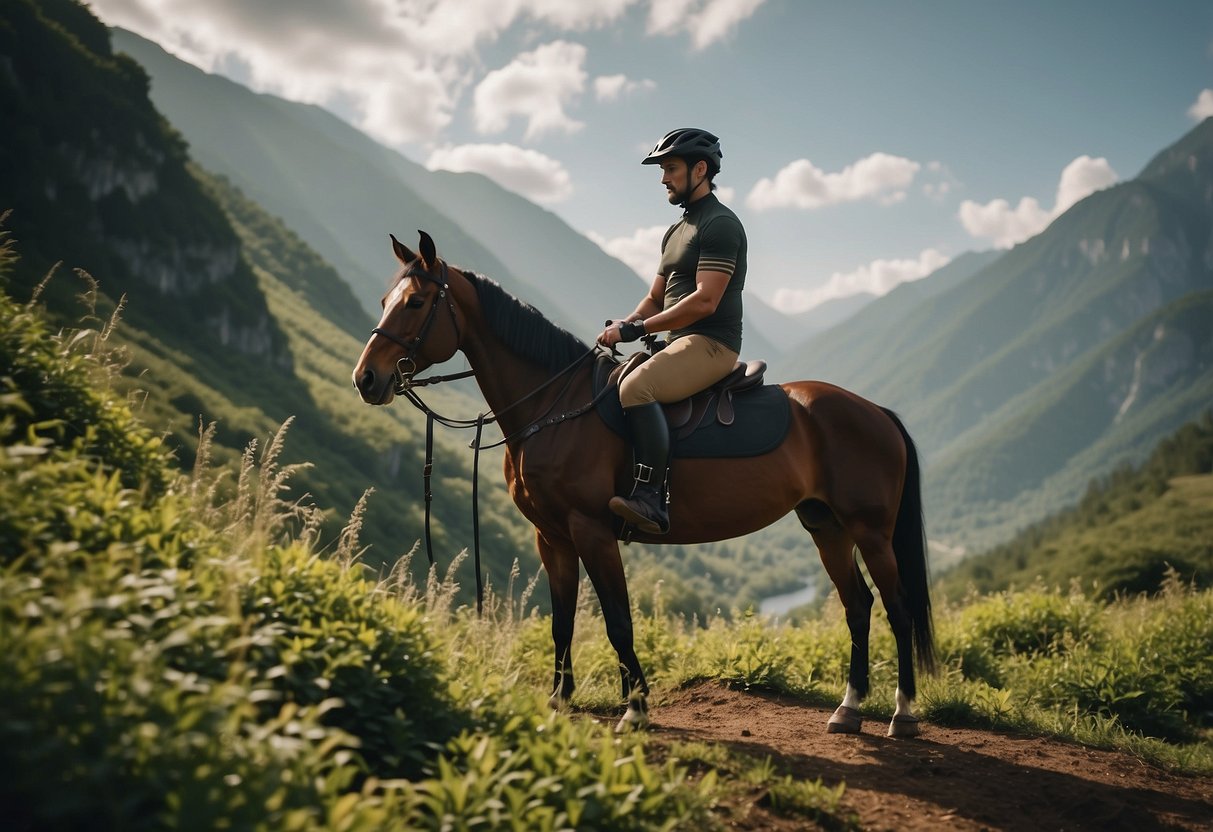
[462,338,584,439]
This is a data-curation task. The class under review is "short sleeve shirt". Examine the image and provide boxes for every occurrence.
[658,193,747,353]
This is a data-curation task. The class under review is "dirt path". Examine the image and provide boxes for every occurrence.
[644,681,1213,831]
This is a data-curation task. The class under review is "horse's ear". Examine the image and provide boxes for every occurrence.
[417,230,437,271]
[390,233,416,265]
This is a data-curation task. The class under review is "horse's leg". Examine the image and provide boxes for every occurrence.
[537,530,578,709]
[806,516,872,734]
[569,514,649,732]
[852,525,921,738]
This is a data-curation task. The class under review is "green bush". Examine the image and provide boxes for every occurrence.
[235,545,466,777]
[942,589,1103,686]
[0,566,368,831]
[401,713,717,831]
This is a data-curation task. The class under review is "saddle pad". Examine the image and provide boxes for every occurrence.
[596,379,791,459]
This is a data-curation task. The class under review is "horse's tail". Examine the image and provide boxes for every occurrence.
[881,408,936,674]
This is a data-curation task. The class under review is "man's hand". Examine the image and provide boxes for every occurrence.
[597,319,645,348]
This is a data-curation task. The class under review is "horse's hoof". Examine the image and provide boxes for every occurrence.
[827,705,862,734]
[548,692,568,711]
[614,703,650,733]
[887,714,921,738]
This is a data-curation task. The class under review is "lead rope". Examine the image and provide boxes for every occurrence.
[472,415,485,615]
[423,413,435,566]
[401,345,601,617]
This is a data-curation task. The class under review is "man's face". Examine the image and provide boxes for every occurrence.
[660,158,690,204]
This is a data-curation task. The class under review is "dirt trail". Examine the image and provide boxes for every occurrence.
[645,681,1213,831]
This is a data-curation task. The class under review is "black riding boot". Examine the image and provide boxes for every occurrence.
[609,402,671,535]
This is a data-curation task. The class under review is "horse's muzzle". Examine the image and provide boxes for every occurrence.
[353,366,395,405]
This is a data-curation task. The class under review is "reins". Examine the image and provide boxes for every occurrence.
[368,260,607,615]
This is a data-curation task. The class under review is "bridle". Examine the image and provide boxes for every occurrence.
[370,260,465,394]
[365,259,607,614]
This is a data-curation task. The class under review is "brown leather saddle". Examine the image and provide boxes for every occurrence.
[591,352,792,462]
[604,353,767,439]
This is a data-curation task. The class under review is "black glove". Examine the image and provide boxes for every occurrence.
[617,320,646,343]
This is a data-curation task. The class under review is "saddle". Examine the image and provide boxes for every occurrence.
[607,354,766,438]
[592,352,790,458]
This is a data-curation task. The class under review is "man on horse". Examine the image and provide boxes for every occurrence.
[598,127,748,536]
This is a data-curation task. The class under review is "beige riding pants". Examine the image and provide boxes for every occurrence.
[619,334,739,408]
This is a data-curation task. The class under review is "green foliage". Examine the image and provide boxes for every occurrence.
[940,412,1213,599]
[402,717,717,831]
[236,544,464,777]
[669,741,854,829]
[941,589,1103,687]
[1004,577,1213,739]
[925,579,1213,746]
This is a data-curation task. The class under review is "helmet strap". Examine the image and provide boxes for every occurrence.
[677,161,709,209]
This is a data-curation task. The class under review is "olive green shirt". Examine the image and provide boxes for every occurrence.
[658,193,747,353]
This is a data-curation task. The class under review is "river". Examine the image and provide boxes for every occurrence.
[757,575,819,617]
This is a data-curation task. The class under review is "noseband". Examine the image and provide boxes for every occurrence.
[371,260,461,393]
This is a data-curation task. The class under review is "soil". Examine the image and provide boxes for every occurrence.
[639,680,1213,831]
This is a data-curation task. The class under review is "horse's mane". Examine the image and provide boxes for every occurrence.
[462,271,591,372]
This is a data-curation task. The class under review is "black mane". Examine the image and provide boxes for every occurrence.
[462,271,590,372]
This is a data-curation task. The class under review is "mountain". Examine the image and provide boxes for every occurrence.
[0,0,539,593]
[109,28,780,360]
[778,121,1213,553]
[0,0,289,367]
[747,291,876,353]
[777,249,1002,384]
[937,412,1213,599]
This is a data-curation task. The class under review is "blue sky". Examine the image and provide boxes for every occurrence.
[89,0,1213,312]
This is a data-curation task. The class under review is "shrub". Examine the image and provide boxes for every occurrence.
[942,588,1103,686]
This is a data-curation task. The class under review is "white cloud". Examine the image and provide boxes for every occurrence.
[648,0,768,49]
[714,185,736,204]
[473,40,588,138]
[594,73,656,101]
[772,249,951,314]
[426,143,574,203]
[90,0,465,144]
[90,0,767,149]
[959,155,1118,249]
[1187,89,1213,121]
[587,225,668,278]
[525,0,640,29]
[746,152,921,211]
[1054,155,1118,214]
[87,0,653,147]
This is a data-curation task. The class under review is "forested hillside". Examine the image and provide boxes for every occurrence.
[939,411,1213,599]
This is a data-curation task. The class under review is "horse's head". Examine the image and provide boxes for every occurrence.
[353,230,465,405]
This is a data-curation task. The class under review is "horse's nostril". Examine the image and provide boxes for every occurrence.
[357,368,375,392]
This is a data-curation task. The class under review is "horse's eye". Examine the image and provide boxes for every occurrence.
[406,296,425,308]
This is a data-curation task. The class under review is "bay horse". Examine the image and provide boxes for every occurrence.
[353,231,935,736]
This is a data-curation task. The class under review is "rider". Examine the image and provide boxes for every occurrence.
[597,127,748,535]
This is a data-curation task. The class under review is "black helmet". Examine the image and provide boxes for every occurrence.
[641,128,722,174]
